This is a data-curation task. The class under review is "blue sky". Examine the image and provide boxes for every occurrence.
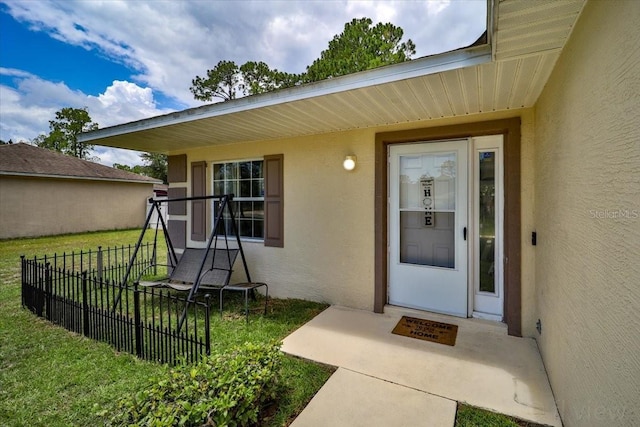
[0,0,486,166]
[1,12,132,96]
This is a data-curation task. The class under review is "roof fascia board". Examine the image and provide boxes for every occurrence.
[0,171,161,184]
[78,44,492,143]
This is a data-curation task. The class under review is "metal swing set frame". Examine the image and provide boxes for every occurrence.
[115,194,268,327]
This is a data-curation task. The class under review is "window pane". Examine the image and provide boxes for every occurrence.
[223,180,237,195]
[252,179,265,197]
[240,161,252,179]
[240,180,251,197]
[253,201,264,220]
[214,215,225,235]
[222,218,238,235]
[239,201,253,219]
[399,153,456,210]
[219,201,236,219]
[231,201,241,219]
[253,220,264,238]
[479,151,496,293]
[239,220,252,237]
[252,161,263,179]
[214,164,225,181]
[213,181,224,195]
[224,163,238,180]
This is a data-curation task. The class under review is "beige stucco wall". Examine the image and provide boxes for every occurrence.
[519,108,537,338]
[180,129,377,309]
[533,1,640,426]
[174,108,538,324]
[0,176,153,239]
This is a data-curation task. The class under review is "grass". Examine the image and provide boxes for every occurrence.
[0,229,333,426]
[455,404,546,427]
[2,229,546,427]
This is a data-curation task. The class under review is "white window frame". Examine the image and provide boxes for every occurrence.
[211,158,265,242]
[469,136,504,321]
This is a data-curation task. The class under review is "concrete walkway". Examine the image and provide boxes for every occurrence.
[283,305,561,427]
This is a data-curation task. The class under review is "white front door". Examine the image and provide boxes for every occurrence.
[388,140,469,317]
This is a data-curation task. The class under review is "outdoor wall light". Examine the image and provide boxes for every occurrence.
[343,155,357,171]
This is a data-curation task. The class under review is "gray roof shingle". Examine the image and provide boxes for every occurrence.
[0,143,160,183]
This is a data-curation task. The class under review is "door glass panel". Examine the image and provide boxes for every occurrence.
[399,152,456,268]
[478,151,496,293]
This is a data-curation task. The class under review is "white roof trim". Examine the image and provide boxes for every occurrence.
[78,44,492,143]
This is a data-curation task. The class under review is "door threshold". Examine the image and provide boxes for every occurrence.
[472,311,503,322]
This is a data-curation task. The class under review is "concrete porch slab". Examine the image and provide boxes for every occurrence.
[291,368,456,427]
[282,305,562,426]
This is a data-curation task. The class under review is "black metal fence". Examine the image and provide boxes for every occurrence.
[21,250,211,365]
[31,242,162,284]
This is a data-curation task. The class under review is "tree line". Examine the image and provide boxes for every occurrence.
[190,17,415,102]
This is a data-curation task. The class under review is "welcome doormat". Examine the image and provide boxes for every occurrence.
[392,316,458,346]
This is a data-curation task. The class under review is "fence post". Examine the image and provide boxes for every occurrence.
[153,242,157,277]
[97,246,103,282]
[33,257,44,316]
[82,271,90,337]
[133,283,142,358]
[45,262,52,321]
[204,294,211,356]
[20,256,25,308]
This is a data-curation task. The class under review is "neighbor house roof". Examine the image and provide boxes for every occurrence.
[78,0,587,153]
[0,143,161,184]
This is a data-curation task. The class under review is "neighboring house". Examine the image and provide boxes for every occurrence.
[0,143,161,239]
[153,183,168,198]
[78,1,639,426]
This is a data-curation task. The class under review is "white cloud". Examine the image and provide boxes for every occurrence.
[0,82,53,141]
[92,145,143,167]
[0,68,34,78]
[88,80,170,128]
[2,0,486,107]
[1,0,486,164]
[426,0,452,17]
[0,68,171,166]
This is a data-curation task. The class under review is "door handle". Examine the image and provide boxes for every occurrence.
[463,227,467,241]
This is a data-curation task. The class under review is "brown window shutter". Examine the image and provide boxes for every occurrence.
[191,161,207,241]
[264,154,284,247]
[167,219,186,249]
[167,154,187,183]
[167,187,187,215]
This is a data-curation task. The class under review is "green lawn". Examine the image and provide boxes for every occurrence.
[0,229,332,426]
[455,404,546,427]
[1,229,543,427]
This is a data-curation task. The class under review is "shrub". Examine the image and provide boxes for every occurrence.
[108,341,282,426]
